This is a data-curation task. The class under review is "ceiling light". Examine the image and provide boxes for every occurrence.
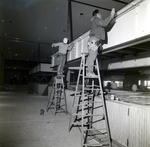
[2,20,4,22]
[5,33,7,35]
[79,13,84,18]
[45,27,47,29]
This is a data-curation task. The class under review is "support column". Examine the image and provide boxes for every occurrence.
[66,69,71,89]
[67,0,73,42]
[38,43,41,63]
[0,52,4,85]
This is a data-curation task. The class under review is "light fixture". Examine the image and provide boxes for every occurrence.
[80,13,83,16]
[79,13,85,19]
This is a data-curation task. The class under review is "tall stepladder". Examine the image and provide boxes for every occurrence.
[69,53,112,147]
[46,75,67,115]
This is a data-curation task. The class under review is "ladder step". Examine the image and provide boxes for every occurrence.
[89,101,102,104]
[83,142,109,147]
[75,94,92,98]
[55,110,67,114]
[55,89,64,91]
[74,101,102,105]
[70,122,88,127]
[79,98,93,102]
[70,93,91,97]
[70,92,81,96]
[84,88,101,91]
[83,144,104,147]
[72,113,104,117]
[84,128,107,132]
[85,135,110,146]
[85,76,99,79]
[84,129,107,135]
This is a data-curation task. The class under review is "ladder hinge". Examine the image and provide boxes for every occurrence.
[128,108,130,116]
[127,139,129,146]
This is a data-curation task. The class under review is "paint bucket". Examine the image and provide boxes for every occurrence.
[40,109,45,115]
[110,94,115,100]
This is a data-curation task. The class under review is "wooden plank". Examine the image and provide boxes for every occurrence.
[129,107,150,147]
[106,101,129,146]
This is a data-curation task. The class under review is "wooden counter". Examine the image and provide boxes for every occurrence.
[65,89,150,147]
[106,100,150,147]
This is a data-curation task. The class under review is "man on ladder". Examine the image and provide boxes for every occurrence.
[86,8,116,78]
[69,8,117,147]
[51,37,74,75]
[85,8,116,147]
[47,38,74,114]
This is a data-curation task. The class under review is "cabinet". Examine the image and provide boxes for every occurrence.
[129,107,150,147]
[106,101,129,146]
[106,101,150,147]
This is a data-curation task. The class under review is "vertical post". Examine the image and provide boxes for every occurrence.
[38,43,40,63]
[66,69,71,89]
[67,0,73,42]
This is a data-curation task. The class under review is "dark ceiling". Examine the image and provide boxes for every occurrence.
[0,0,133,63]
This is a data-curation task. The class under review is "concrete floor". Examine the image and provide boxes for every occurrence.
[0,85,81,147]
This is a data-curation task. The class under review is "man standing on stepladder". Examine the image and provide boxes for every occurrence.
[86,8,116,77]
[51,37,74,75]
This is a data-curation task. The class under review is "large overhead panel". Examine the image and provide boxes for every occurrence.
[51,0,150,70]
[103,0,150,53]
[63,0,150,70]
[68,0,149,55]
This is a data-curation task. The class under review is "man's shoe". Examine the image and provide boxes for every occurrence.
[86,72,98,78]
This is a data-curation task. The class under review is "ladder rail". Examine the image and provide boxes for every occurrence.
[96,58,112,147]
[81,53,86,146]
[69,53,86,131]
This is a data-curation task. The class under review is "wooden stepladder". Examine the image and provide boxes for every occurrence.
[69,53,112,147]
[46,75,67,115]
